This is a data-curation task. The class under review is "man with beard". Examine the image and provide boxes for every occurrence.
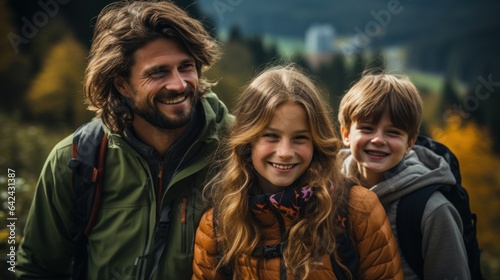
[16,1,232,280]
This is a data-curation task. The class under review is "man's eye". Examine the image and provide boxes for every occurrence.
[150,71,166,79]
[180,63,195,71]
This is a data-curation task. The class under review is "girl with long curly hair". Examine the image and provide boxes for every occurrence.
[192,65,403,279]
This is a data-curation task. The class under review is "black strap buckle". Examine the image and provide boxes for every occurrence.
[252,243,284,259]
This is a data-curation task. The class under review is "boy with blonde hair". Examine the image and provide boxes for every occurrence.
[338,73,470,279]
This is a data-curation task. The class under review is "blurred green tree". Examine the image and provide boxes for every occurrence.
[205,37,255,110]
[247,36,277,70]
[438,77,461,125]
[349,52,366,85]
[0,0,32,114]
[365,49,385,73]
[314,54,348,113]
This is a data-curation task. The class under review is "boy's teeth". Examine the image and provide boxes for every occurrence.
[367,151,386,156]
[272,163,294,170]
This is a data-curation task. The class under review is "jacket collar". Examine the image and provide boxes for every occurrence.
[122,101,203,161]
[102,92,232,186]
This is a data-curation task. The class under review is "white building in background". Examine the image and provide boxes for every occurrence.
[305,24,335,54]
[305,24,335,69]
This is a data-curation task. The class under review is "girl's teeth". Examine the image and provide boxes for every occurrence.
[272,163,294,170]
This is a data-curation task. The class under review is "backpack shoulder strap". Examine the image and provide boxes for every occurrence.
[331,180,359,280]
[146,202,173,279]
[396,184,441,279]
[413,135,484,279]
[68,119,107,280]
[331,217,359,280]
[213,207,233,278]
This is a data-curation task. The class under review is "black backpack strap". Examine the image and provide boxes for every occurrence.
[413,135,485,279]
[448,189,484,280]
[68,119,107,280]
[396,185,441,279]
[331,180,359,280]
[146,202,173,279]
[213,207,233,278]
[331,217,359,280]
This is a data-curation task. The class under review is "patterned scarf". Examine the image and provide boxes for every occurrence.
[249,186,315,222]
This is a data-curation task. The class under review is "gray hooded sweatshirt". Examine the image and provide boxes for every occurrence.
[340,145,470,280]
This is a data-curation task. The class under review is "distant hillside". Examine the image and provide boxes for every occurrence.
[199,0,500,85]
[7,0,499,85]
[198,0,499,43]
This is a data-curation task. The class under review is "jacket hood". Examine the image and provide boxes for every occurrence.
[198,91,233,146]
[340,145,456,205]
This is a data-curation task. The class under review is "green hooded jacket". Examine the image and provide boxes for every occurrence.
[16,92,232,280]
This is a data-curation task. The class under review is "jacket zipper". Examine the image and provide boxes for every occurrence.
[269,201,288,280]
[157,162,164,215]
[140,140,199,277]
[135,173,155,280]
[190,187,196,252]
[181,197,188,253]
[136,138,199,278]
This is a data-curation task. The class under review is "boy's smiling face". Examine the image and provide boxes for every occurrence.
[341,110,415,186]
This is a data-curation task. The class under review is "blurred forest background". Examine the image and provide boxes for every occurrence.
[1,0,500,278]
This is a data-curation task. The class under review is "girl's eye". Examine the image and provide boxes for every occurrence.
[293,135,310,142]
[263,133,278,139]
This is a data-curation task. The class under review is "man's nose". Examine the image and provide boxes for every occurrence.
[165,69,187,92]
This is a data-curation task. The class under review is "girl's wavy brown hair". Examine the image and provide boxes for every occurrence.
[206,64,351,279]
[84,0,222,134]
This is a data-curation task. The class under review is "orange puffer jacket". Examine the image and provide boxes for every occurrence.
[192,185,403,279]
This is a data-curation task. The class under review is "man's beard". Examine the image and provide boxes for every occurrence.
[126,85,199,130]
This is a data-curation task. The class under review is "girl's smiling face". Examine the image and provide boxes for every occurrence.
[251,101,314,193]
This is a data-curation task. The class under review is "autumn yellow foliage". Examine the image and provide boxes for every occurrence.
[431,118,500,258]
[25,34,92,125]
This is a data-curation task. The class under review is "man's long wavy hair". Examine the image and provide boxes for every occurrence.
[84,0,222,134]
[206,64,352,279]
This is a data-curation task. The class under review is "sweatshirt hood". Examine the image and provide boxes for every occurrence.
[340,145,456,205]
